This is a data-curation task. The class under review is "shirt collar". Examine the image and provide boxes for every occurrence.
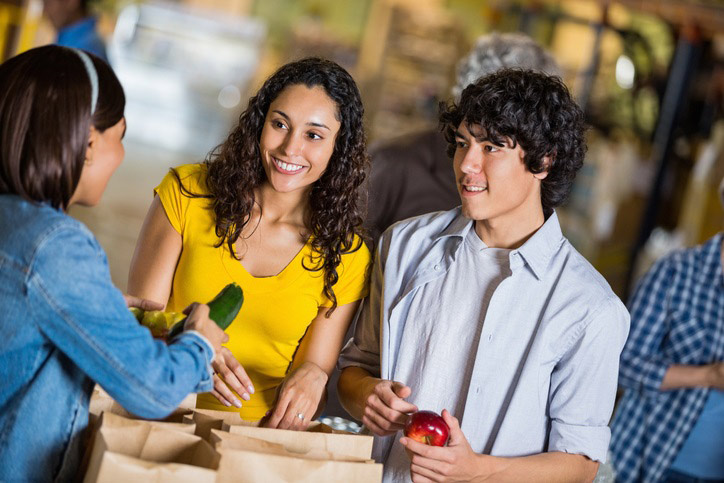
[434,208,564,280]
[57,16,98,45]
[514,211,564,280]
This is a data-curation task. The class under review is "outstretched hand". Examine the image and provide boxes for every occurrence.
[123,294,163,311]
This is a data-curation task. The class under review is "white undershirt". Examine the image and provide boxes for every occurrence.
[384,226,511,482]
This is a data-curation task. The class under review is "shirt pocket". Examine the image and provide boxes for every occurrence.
[664,313,707,364]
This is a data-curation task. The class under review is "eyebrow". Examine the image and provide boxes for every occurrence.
[454,130,490,143]
[273,110,331,131]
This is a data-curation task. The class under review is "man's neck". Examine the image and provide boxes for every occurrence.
[474,205,546,250]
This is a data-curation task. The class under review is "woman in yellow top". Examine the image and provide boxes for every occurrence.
[127,58,371,429]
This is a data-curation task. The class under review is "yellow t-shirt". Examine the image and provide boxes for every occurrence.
[154,163,371,420]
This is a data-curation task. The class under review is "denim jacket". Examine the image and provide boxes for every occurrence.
[0,195,215,482]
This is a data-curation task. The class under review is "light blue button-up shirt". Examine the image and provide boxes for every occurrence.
[339,208,630,477]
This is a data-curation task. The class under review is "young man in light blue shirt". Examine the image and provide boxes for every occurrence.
[338,69,630,482]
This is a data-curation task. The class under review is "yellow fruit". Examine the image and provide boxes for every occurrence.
[129,307,144,322]
[140,310,184,338]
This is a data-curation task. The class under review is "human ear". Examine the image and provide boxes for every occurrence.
[86,126,98,165]
[533,154,551,180]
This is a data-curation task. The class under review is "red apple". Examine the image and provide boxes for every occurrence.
[403,410,450,446]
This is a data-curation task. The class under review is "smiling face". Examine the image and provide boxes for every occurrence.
[259,84,341,194]
[453,120,547,224]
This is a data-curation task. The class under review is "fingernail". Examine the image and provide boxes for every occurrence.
[232,398,242,408]
[223,400,231,407]
[248,385,255,394]
[241,392,251,401]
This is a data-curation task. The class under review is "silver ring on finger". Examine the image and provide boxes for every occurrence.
[296,412,304,420]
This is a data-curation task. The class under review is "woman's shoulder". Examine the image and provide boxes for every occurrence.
[0,197,94,267]
[164,163,210,195]
[338,234,372,269]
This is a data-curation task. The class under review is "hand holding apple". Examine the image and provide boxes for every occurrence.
[402,409,492,482]
[404,410,450,446]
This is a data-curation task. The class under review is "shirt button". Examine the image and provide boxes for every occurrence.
[434,264,440,271]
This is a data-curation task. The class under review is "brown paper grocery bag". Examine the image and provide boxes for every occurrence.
[210,430,373,462]
[227,423,374,460]
[215,447,382,483]
[182,409,244,441]
[88,453,215,483]
[89,385,195,422]
[83,413,218,483]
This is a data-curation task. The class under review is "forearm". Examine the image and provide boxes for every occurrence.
[480,452,598,483]
[660,364,716,390]
[337,366,376,421]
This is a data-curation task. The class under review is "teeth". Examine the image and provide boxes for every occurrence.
[465,186,486,192]
[274,158,303,172]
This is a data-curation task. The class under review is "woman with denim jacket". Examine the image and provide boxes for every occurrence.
[0,46,229,481]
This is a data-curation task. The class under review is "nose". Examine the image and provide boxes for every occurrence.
[459,145,483,175]
[280,131,304,158]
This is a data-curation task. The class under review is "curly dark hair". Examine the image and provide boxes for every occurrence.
[176,57,368,314]
[440,68,586,215]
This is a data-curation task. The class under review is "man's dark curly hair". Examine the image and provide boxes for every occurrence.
[440,68,586,215]
[175,57,368,314]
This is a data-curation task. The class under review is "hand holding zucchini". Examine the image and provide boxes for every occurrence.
[131,283,244,341]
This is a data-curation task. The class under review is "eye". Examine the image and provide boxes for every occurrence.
[456,141,468,149]
[273,120,287,130]
[307,132,323,140]
[484,144,500,153]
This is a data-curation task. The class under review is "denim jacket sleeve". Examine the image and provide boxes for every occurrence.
[25,224,214,419]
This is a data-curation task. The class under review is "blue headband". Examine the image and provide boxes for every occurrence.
[72,49,98,114]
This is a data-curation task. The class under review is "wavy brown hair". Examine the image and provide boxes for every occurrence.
[177,57,368,314]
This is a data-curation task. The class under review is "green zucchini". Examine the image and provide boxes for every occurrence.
[167,283,244,340]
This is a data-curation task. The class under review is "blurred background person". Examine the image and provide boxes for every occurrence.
[609,175,724,483]
[365,32,561,242]
[42,0,107,61]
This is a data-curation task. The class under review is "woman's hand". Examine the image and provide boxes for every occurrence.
[182,303,229,356]
[263,361,328,430]
[123,294,163,311]
[209,347,255,409]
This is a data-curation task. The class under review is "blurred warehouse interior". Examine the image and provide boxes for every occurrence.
[1,0,723,301]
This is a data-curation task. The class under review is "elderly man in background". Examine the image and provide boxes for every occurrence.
[365,32,562,242]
